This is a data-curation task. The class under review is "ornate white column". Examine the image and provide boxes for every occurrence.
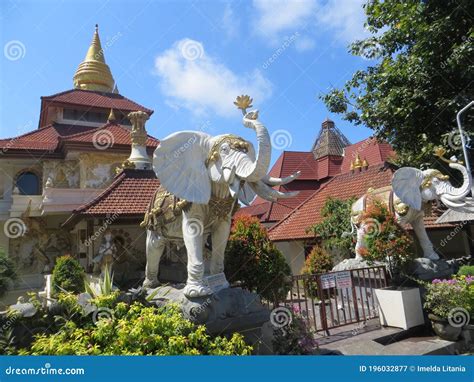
[127,111,152,170]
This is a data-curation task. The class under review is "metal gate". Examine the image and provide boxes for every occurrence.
[278,266,388,334]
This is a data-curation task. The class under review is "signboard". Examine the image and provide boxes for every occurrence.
[320,274,335,289]
[336,271,352,289]
[205,273,228,293]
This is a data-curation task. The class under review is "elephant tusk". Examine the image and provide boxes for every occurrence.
[223,167,236,183]
[249,180,299,202]
[440,195,466,209]
[262,171,301,186]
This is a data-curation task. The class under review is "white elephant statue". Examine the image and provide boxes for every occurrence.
[351,160,472,261]
[141,110,300,297]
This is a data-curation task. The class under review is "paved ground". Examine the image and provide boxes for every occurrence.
[318,323,464,355]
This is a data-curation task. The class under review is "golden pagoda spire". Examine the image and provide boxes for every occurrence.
[353,153,362,169]
[73,24,115,93]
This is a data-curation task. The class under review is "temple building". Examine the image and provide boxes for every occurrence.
[0,26,159,300]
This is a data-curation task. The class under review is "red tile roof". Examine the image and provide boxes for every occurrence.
[268,164,395,241]
[63,169,160,225]
[0,122,159,157]
[41,89,153,115]
[340,138,395,174]
[62,122,159,148]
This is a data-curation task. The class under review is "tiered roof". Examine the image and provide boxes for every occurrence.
[63,168,159,226]
[312,118,350,159]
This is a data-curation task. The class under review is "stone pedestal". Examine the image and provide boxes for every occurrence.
[146,285,271,337]
[409,258,454,281]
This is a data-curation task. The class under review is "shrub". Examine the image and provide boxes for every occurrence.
[20,301,252,355]
[423,275,474,321]
[0,248,17,297]
[273,305,318,355]
[225,216,291,305]
[458,265,474,277]
[307,197,355,261]
[52,256,85,295]
[301,246,333,298]
[359,200,415,278]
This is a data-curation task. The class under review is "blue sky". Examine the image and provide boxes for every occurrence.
[0,0,374,160]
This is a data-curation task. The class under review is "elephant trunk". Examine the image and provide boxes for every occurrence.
[441,162,472,201]
[262,170,301,186]
[441,194,466,209]
[240,117,271,182]
[250,180,299,202]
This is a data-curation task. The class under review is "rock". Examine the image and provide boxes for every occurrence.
[332,258,384,271]
[410,258,454,281]
[9,302,37,318]
[146,284,270,335]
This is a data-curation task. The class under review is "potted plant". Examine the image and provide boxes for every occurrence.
[423,275,473,341]
[359,201,422,330]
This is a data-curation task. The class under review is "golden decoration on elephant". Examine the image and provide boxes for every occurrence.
[421,170,449,189]
[433,146,463,165]
[205,134,250,167]
[234,95,253,114]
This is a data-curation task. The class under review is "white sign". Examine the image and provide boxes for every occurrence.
[205,273,228,293]
[336,271,352,289]
[320,274,335,289]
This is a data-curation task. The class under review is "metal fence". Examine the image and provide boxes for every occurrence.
[277,266,388,335]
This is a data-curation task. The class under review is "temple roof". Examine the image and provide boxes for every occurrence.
[312,118,350,159]
[0,122,158,158]
[63,168,160,226]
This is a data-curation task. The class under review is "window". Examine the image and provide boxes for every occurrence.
[16,171,40,195]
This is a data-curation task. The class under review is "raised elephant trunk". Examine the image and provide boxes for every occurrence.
[440,162,472,201]
[239,114,271,182]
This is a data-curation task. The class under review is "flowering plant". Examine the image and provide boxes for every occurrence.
[423,275,474,321]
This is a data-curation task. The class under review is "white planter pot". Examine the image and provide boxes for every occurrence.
[374,287,425,330]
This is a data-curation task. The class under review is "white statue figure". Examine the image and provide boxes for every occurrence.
[93,230,117,275]
[350,152,472,261]
[141,95,300,297]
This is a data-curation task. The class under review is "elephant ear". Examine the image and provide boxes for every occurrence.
[153,131,212,204]
[392,167,424,210]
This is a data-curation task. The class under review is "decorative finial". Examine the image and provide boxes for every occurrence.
[362,158,368,168]
[107,108,116,122]
[95,24,99,32]
[434,146,463,164]
[234,95,253,115]
[353,153,362,169]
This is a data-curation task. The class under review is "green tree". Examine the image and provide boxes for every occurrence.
[52,255,85,295]
[307,197,355,261]
[225,216,291,305]
[0,248,17,297]
[321,0,473,166]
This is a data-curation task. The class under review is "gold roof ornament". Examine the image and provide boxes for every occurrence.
[107,108,116,122]
[362,158,369,168]
[350,161,354,171]
[353,153,363,169]
[73,24,115,93]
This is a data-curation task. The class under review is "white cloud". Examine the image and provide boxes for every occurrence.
[154,38,272,117]
[253,0,317,39]
[252,0,368,48]
[316,0,369,43]
[221,3,240,39]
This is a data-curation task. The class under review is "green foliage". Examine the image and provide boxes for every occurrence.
[20,302,252,355]
[359,200,415,278]
[225,216,291,305]
[52,255,85,295]
[307,197,355,261]
[423,275,474,320]
[458,265,474,277]
[273,306,318,355]
[301,246,333,298]
[321,0,473,166]
[0,248,17,297]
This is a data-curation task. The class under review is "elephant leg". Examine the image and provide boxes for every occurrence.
[210,218,231,288]
[182,212,212,298]
[411,215,440,260]
[143,230,165,288]
[354,224,366,260]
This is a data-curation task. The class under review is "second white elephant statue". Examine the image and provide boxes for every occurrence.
[351,160,472,261]
[141,111,300,297]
